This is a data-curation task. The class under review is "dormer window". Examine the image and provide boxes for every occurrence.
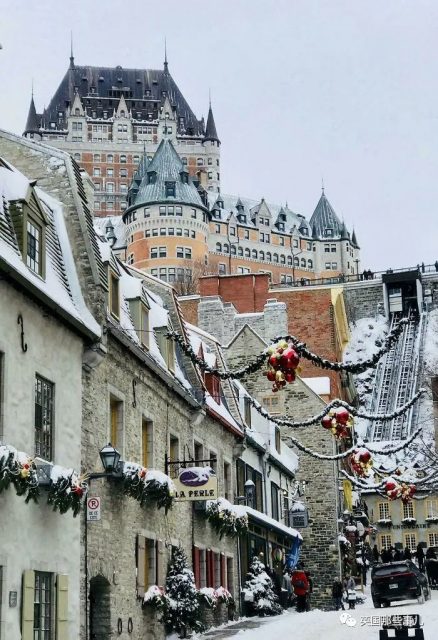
[156,326,175,373]
[325,228,333,237]
[205,372,221,404]
[165,182,176,197]
[147,171,156,185]
[26,220,42,274]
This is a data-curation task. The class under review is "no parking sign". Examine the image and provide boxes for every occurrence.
[87,496,101,521]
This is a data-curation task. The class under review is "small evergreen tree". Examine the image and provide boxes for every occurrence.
[163,546,204,637]
[242,557,282,616]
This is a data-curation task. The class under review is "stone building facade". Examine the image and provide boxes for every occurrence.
[192,289,342,608]
[24,53,360,286]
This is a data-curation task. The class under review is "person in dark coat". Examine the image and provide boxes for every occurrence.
[372,545,380,564]
[403,546,412,560]
[381,547,391,563]
[332,577,345,611]
[417,543,425,572]
[393,548,402,561]
[304,570,313,611]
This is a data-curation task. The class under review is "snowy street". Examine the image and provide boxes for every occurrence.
[201,588,437,639]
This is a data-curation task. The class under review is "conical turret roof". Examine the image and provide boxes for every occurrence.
[351,229,359,248]
[133,139,205,209]
[204,104,219,143]
[309,191,343,239]
[24,95,40,135]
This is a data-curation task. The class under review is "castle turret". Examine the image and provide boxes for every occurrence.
[23,93,41,139]
[203,100,221,193]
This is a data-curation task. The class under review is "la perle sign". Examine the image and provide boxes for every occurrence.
[173,467,218,501]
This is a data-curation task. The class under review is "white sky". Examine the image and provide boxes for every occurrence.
[1,0,437,271]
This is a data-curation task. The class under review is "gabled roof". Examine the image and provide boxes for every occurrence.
[204,104,220,143]
[33,64,204,136]
[132,139,205,210]
[0,157,100,340]
[309,191,344,239]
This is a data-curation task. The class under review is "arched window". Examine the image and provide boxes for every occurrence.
[251,249,258,259]
[307,259,313,269]
[301,258,306,268]
[93,153,101,162]
[259,250,265,261]
[280,255,286,265]
[266,252,272,262]
[197,158,204,166]
[238,246,243,257]
[287,256,292,266]
[223,243,229,254]
[244,248,250,258]
[294,257,299,266]
[107,154,114,163]
[120,154,127,163]
[231,245,236,255]
[273,253,279,263]
[216,242,222,252]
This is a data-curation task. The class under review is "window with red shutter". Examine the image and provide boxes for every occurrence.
[192,547,201,589]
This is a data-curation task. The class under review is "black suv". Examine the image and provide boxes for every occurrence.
[371,561,430,608]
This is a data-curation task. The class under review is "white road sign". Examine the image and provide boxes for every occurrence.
[87,496,101,521]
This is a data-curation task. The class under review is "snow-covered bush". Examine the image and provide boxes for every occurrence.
[242,557,282,616]
[162,546,204,636]
[0,444,39,503]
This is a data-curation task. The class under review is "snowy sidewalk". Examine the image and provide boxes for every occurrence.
[198,590,438,639]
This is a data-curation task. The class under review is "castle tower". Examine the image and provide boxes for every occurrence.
[23,92,42,140]
[123,139,209,285]
[202,100,221,193]
[310,189,359,278]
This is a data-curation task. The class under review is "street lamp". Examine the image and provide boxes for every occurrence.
[244,479,255,508]
[99,443,121,474]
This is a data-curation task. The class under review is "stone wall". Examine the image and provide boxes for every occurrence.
[343,280,385,323]
[82,332,241,640]
[198,301,341,608]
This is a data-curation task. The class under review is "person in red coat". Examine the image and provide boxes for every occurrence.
[291,564,309,612]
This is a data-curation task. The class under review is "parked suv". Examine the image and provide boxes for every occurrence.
[371,561,430,608]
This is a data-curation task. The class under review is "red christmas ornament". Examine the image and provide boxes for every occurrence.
[285,371,296,383]
[335,407,350,425]
[269,354,279,369]
[266,370,276,382]
[385,480,396,492]
[73,486,83,497]
[321,415,333,429]
[359,450,371,464]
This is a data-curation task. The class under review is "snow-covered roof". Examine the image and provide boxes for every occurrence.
[301,376,330,396]
[0,158,100,339]
[234,379,299,474]
[245,505,302,541]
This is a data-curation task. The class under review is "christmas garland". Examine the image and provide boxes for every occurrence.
[283,420,425,462]
[166,319,406,379]
[205,497,249,538]
[246,388,425,429]
[199,586,235,609]
[0,444,87,514]
[47,468,88,517]
[123,463,174,513]
[0,445,39,503]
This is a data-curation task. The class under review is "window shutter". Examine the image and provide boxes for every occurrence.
[21,570,35,640]
[193,547,201,589]
[137,535,146,597]
[207,550,215,588]
[220,554,226,587]
[56,574,69,640]
[156,539,164,587]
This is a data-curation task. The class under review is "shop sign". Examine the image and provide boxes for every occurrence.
[173,467,218,501]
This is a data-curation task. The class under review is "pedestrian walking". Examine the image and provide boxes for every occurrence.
[332,577,345,611]
[403,546,412,560]
[372,544,380,564]
[282,569,293,608]
[417,543,425,572]
[291,564,309,613]
[345,575,356,610]
[304,570,313,611]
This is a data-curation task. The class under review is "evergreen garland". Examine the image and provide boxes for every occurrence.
[47,474,87,517]
[123,464,174,513]
[166,319,406,379]
[162,546,204,637]
[206,498,249,539]
[0,447,39,503]
[242,557,282,616]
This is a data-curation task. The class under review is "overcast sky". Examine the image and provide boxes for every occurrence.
[1,0,437,271]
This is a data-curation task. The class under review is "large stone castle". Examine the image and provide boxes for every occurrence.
[24,52,360,286]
